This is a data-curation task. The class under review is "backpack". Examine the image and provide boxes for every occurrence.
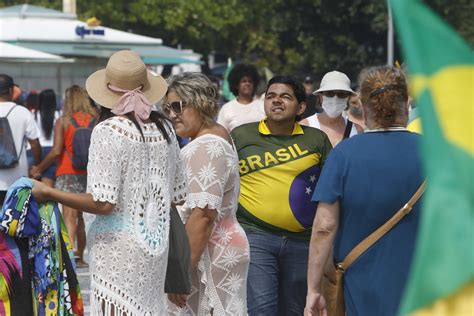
[66,116,95,170]
[0,105,23,169]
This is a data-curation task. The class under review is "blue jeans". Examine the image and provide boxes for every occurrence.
[245,229,309,316]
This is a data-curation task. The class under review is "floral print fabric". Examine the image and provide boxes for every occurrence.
[168,134,250,315]
[86,117,187,315]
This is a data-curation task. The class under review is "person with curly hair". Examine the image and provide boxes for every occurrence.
[164,72,250,315]
[217,64,265,132]
[305,65,424,316]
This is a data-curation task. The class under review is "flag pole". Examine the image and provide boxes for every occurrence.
[387,1,394,66]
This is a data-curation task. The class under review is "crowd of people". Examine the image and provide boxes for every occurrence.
[0,49,423,316]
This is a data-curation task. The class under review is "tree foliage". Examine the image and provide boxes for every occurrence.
[1,0,472,79]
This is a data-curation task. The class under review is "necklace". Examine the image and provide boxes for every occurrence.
[365,126,408,133]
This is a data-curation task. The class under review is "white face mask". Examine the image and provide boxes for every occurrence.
[322,95,347,118]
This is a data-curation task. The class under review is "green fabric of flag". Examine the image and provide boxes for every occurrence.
[222,63,235,102]
[389,0,474,314]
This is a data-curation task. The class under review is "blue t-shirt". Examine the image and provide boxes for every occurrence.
[312,131,423,316]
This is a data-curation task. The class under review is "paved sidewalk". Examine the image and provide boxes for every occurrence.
[76,249,90,315]
[77,265,90,315]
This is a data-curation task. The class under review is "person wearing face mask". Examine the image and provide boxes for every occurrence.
[300,71,359,147]
[347,92,366,134]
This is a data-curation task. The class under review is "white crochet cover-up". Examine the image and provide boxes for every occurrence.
[168,134,250,316]
[86,116,187,315]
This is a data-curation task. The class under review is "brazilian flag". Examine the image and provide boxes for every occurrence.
[390,0,473,315]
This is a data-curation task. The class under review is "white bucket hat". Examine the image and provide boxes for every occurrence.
[313,71,355,95]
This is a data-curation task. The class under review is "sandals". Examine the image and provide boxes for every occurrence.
[75,260,89,269]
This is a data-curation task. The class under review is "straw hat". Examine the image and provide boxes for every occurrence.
[85,50,167,109]
[313,71,355,94]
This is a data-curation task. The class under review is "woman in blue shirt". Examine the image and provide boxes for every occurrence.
[305,65,424,316]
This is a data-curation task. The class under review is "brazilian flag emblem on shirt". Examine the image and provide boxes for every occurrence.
[233,121,331,238]
[389,0,474,315]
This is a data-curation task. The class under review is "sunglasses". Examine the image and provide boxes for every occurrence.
[164,101,187,115]
[322,90,351,99]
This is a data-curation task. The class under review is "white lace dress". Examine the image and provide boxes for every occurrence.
[86,116,187,315]
[168,134,250,315]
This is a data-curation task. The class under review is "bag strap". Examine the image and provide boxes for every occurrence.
[87,118,96,129]
[5,105,18,118]
[69,116,80,128]
[2,105,25,158]
[337,180,426,272]
[65,116,78,162]
[343,120,353,139]
[71,116,95,129]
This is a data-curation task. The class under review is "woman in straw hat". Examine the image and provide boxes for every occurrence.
[32,50,187,315]
[164,73,249,315]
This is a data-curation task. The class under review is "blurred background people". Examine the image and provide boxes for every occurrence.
[300,75,322,119]
[0,74,41,205]
[12,84,22,105]
[31,85,96,267]
[306,65,424,316]
[207,74,225,108]
[346,91,365,133]
[24,90,39,112]
[300,71,359,147]
[165,72,249,315]
[217,64,265,132]
[27,89,60,187]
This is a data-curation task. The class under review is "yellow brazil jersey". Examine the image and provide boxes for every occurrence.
[231,120,332,240]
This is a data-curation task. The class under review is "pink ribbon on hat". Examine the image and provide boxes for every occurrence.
[109,84,153,122]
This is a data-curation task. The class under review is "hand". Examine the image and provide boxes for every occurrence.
[30,165,42,180]
[31,179,51,203]
[168,293,187,308]
[304,292,328,316]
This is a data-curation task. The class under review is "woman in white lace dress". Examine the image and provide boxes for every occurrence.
[164,73,250,315]
[32,50,187,315]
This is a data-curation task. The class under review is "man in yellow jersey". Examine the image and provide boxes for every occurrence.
[231,75,332,315]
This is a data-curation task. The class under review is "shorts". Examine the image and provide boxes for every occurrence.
[55,174,87,193]
[27,147,57,181]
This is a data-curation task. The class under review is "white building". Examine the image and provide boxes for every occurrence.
[0,4,202,93]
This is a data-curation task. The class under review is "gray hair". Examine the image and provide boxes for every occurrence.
[166,72,219,124]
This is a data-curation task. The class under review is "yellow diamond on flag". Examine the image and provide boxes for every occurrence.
[411,66,474,155]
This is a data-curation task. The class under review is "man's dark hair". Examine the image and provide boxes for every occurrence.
[228,64,260,96]
[266,75,306,104]
[0,74,14,97]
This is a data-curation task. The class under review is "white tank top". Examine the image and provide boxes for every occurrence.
[306,114,358,138]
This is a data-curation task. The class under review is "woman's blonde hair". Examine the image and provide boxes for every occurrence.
[62,85,95,123]
[166,73,219,125]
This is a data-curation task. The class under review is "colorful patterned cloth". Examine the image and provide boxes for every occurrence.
[0,177,83,316]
